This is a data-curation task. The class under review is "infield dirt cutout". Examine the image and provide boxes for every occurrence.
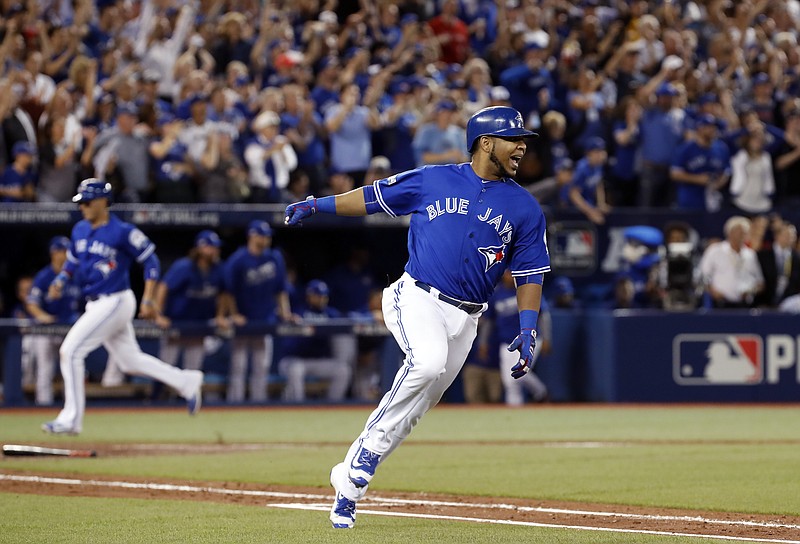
[2,442,800,543]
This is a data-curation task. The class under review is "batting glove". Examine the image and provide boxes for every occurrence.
[284,196,317,226]
[508,329,536,379]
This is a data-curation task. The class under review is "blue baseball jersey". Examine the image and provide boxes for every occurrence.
[28,265,81,323]
[161,257,224,320]
[372,163,550,303]
[64,214,158,297]
[283,305,341,358]
[223,246,288,322]
[671,140,729,210]
[0,166,35,202]
[486,286,551,344]
[568,158,604,206]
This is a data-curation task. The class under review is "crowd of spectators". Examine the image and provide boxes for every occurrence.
[0,0,799,213]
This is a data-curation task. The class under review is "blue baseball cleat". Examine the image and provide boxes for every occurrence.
[329,462,367,528]
[185,370,204,416]
[349,447,381,487]
[41,420,80,435]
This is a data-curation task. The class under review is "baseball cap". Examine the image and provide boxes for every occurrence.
[188,93,209,107]
[252,110,280,130]
[697,93,717,105]
[696,113,718,128]
[753,72,771,86]
[49,236,71,252]
[248,220,273,237]
[490,86,511,102]
[319,10,338,24]
[655,83,678,97]
[435,100,457,112]
[12,140,36,158]
[369,155,391,172]
[317,55,339,71]
[584,137,606,152]
[554,158,574,172]
[116,102,139,116]
[141,69,161,83]
[195,230,221,248]
[400,13,418,25]
[523,41,545,53]
[553,276,574,296]
[389,78,411,96]
[306,279,330,296]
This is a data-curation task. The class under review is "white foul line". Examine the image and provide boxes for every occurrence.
[2,473,799,543]
[271,503,800,544]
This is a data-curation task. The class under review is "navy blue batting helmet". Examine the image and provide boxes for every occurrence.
[466,106,538,152]
[72,178,113,204]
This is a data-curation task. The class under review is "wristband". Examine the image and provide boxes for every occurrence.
[315,195,336,214]
[55,271,69,284]
[141,299,156,307]
[519,309,539,333]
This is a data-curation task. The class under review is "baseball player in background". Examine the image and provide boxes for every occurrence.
[222,220,293,403]
[285,106,550,529]
[487,269,550,405]
[42,179,204,435]
[278,280,356,403]
[154,230,227,374]
[24,236,81,405]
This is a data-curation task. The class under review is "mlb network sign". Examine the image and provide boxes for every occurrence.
[673,334,800,386]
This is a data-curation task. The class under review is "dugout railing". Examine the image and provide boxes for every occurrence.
[0,318,400,407]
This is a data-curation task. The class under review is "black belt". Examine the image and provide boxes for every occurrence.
[86,290,124,302]
[414,281,484,314]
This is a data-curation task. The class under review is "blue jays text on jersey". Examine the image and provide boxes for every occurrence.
[161,257,224,320]
[223,246,289,322]
[372,163,550,303]
[63,214,159,297]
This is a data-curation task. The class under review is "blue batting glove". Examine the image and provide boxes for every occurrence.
[284,196,317,226]
[508,330,536,379]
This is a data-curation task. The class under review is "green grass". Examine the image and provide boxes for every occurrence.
[1,405,798,543]
[0,493,750,544]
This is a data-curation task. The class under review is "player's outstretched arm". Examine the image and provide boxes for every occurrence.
[508,280,543,380]
[284,188,368,226]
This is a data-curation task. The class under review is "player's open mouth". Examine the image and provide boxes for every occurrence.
[510,155,522,168]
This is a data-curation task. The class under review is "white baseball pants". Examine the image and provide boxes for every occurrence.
[53,290,198,432]
[279,334,356,401]
[27,334,62,405]
[228,335,272,402]
[342,273,481,471]
[160,337,206,371]
[499,342,548,405]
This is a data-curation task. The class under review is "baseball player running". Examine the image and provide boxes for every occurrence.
[285,106,550,528]
[42,179,203,435]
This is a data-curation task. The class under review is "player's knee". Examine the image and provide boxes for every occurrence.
[407,357,447,385]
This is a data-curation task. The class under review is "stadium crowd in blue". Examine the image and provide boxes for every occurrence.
[0,0,798,215]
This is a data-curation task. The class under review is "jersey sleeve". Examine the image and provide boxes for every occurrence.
[273,249,289,293]
[509,201,551,279]
[371,167,425,217]
[27,270,49,307]
[162,259,189,291]
[122,223,156,263]
[222,253,239,292]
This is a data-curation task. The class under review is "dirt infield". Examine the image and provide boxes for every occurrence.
[2,456,800,543]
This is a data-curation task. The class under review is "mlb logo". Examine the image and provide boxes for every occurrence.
[548,222,596,275]
[673,334,763,385]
